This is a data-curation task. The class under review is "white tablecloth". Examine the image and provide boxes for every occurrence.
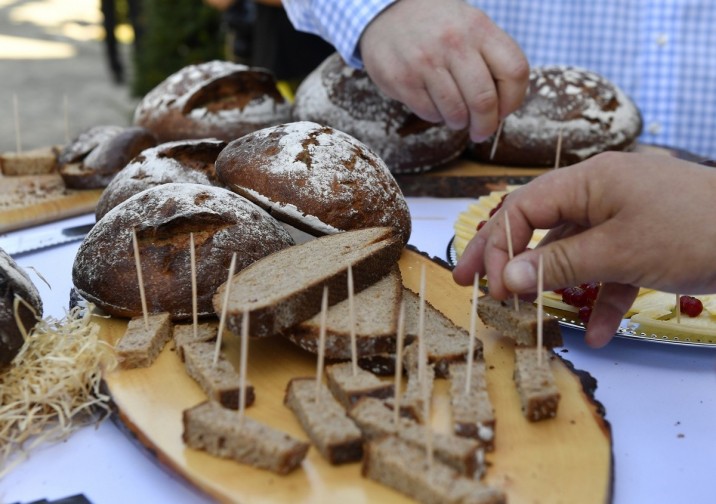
[2,198,715,504]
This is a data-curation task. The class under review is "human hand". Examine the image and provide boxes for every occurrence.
[359,0,529,142]
[452,152,716,347]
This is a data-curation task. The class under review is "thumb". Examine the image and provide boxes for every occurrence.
[502,224,625,293]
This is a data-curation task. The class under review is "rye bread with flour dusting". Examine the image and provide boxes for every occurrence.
[182,340,254,410]
[513,347,561,421]
[349,397,485,478]
[478,295,563,348]
[284,377,363,465]
[213,226,402,338]
[285,267,404,359]
[448,361,496,451]
[182,400,308,475]
[214,121,412,246]
[362,436,506,504]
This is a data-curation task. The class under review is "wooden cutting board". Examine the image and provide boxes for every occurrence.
[96,248,612,503]
[0,172,101,233]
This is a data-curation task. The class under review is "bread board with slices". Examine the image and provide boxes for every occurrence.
[0,172,101,233]
[96,248,612,504]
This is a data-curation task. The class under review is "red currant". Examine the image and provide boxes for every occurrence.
[581,282,601,304]
[476,220,487,231]
[679,295,704,318]
[578,305,593,324]
[562,286,589,308]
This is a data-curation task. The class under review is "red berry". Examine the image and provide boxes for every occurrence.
[562,286,589,308]
[581,282,601,304]
[578,305,593,324]
[679,296,704,317]
[553,288,566,295]
[476,220,487,231]
[489,206,499,217]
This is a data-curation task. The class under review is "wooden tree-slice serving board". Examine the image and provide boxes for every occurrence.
[96,248,612,503]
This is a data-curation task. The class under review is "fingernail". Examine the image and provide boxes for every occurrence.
[504,259,537,293]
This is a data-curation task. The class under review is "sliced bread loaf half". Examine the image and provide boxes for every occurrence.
[213,227,402,338]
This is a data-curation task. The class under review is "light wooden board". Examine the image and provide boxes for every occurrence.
[0,172,101,232]
[97,248,612,504]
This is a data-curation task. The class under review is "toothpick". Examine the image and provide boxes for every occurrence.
[13,94,22,153]
[315,285,329,404]
[676,294,681,324]
[348,264,358,376]
[393,299,406,426]
[422,363,434,481]
[238,308,249,427]
[464,272,479,395]
[537,255,544,366]
[554,128,563,169]
[489,119,505,160]
[504,211,519,312]
[417,264,427,384]
[214,252,237,366]
[131,228,149,330]
[63,94,71,143]
[189,233,198,340]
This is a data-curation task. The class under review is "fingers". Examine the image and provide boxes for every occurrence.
[583,283,639,348]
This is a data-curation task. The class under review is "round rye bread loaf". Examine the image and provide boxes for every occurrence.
[292,53,469,174]
[466,65,643,167]
[73,183,295,320]
[95,138,228,220]
[0,249,43,367]
[133,60,292,143]
[215,121,412,246]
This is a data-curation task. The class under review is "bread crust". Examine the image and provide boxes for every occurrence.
[215,121,412,246]
[293,53,469,174]
[72,183,294,320]
[133,60,291,143]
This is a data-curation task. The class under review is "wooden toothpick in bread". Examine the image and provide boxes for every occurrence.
[477,295,563,348]
[182,340,254,410]
[325,361,394,410]
[182,400,308,475]
[394,342,435,423]
[349,397,486,478]
[448,361,496,451]
[513,347,560,422]
[213,226,403,338]
[362,436,506,504]
[284,377,363,465]
[115,312,172,369]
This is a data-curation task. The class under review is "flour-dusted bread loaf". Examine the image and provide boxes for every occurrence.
[59,126,158,189]
[0,249,43,367]
[467,65,643,167]
[57,125,124,166]
[477,295,563,348]
[133,60,291,143]
[73,183,294,320]
[213,226,403,338]
[215,121,412,246]
[285,267,404,359]
[183,400,309,475]
[95,138,227,220]
[293,53,469,174]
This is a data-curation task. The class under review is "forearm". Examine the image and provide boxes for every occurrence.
[283,0,395,67]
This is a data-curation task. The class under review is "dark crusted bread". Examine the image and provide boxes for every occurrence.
[285,267,404,359]
[73,183,294,320]
[362,436,506,504]
[324,361,394,409]
[59,126,157,189]
[57,125,124,166]
[466,65,643,167]
[215,121,412,246]
[183,400,309,475]
[284,377,363,465]
[212,226,402,338]
[513,347,561,422]
[115,311,173,369]
[292,52,469,174]
[349,397,485,478]
[0,248,43,367]
[448,361,496,451]
[477,295,563,348]
[133,60,291,143]
[96,138,227,220]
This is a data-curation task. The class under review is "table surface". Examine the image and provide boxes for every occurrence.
[2,197,715,504]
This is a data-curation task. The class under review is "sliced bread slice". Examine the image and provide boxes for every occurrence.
[284,267,404,359]
[448,361,496,451]
[477,295,563,348]
[213,226,402,338]
[325,361,394,409]
[115,312,172,368]
[0,146,59,175]
[513,347,560,421]
[173,322,218,361]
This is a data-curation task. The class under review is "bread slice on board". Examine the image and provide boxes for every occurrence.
[213,226,402,338]
[477,295,563,348]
